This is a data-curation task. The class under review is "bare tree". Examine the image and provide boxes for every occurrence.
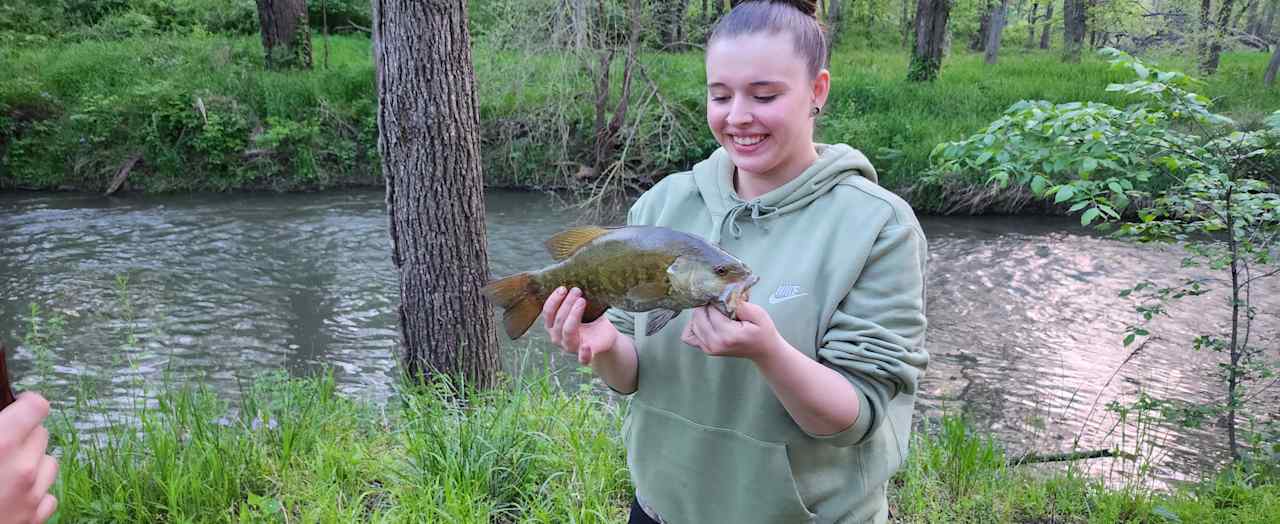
[908,0,952,81]
[1202,0,1239,74]
[985,0,1011,63]
[1063,0,1086,61]
[1040,0,1055,49]
[656,0,692,49]
[373,0,500,389]
[1266,42,1280,87]
[256,0,312,69]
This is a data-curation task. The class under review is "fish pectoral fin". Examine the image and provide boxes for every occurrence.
[626,281,668,303]
[644,309,679,336]
[544,226,613,261]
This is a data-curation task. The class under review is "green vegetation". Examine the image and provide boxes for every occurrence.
[3,32,1276,209]
[38,370,1277,523]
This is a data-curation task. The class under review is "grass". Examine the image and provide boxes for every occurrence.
[41,370,1280,523]
[2,33,1278,212]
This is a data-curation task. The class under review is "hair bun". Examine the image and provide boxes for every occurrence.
[771,0,818,18]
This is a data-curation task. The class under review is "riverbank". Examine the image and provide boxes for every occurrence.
[46,371,1278,523]
[3,35,1276,212]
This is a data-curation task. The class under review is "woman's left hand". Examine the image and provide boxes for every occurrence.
[681,302,786,362]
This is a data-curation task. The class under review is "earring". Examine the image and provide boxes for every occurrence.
[810,106,821,117]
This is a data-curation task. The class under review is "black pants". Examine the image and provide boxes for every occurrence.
[628,498,660,524]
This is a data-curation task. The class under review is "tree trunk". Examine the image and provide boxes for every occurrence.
[902,0,912,48]
[716,0,727,18]
[1236,0,1258,30]
[1063,0,1086,61]
[908,0,952,81]
[256,0,312,69]
[972,0,992,51]
[1265,0,1278,41]
[1027,2,1039,48]
[827,0,844,54]
[985,0,1010,63]
[1265,43,1280,86]
[373,0,500,390]
[1040,1,1054,48]
[1204,0,1238,74]
[657,0,691,50]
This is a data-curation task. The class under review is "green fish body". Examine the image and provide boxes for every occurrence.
[482,225,757,339]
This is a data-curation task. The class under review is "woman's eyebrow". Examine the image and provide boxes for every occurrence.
[706,80,788,89]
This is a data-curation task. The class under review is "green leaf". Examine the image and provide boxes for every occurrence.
[1068,201,1090,213]
[1055,185,1076,203]
[1124,333,1136,346]
[1031,176,1048,196]
[1082,208,1101,226]
[1133,63,1149,79]
[1082,158,1099,173]
[975,151,993,165]
[1108,182,1123,194]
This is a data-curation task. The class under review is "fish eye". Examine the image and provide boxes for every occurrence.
[714,265,728,276]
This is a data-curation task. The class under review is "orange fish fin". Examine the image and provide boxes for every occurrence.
[545,226,613,261]
[481,272,543,339]
[581,300,610,324]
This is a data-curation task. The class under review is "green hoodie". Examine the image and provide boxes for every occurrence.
[605,144,929,524]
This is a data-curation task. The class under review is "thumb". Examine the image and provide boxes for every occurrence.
[732,301,769,324]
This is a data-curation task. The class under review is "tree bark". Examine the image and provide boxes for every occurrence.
[827,0,845,55]
[1040,1,1054,49]
[1063,0,1086,61]
[256,0,312,69]
[1203,0,1238,74]
[972,0,993,51]
[657,0,690,49]
[985,0,1010,63]
[908,0,952,81]
[1265,43,1280,86]
[1027,2,1039,48]
[373,0,500,390]
[1264,0,1278,41]
[903,0,913,48]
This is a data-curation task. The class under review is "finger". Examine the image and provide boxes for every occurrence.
[0,394,51,448]
[578,343,592,365]
[34,494,57,523]
[17,425,50,487]
[562,298,586,351]
[31,455,57,500]
[551,288,582,345]
[692,308,721,346]
[542,287,568,332]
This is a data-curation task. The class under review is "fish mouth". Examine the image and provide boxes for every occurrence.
[715,274,760,319]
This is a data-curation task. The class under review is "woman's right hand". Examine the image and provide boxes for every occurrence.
[0,393,59,524]
[544,287,619,365]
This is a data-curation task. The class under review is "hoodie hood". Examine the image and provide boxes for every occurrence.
[692,143,879,243]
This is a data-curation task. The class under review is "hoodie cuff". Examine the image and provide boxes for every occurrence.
[800,389,874,447]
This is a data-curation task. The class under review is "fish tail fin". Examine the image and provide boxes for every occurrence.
[481,272,543,340]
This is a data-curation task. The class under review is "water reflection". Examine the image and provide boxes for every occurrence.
[0,189,1275,487]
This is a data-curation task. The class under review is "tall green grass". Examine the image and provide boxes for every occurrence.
[3,33,1277,212]
[44,371,1279,523]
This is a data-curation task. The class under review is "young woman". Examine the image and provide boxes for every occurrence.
[543,1,929,522]
[0,393,59,524]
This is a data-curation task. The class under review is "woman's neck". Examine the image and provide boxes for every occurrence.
[733,146,818,200]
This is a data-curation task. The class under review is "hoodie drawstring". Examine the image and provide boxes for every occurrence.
[721,199,779,240]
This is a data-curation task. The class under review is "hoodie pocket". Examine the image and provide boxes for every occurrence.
[625,401,816,524]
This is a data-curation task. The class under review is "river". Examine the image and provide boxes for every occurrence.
[1,188,1276,488]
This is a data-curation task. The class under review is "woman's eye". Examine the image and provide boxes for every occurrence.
[710,96,729,103]
[754,95,778,102]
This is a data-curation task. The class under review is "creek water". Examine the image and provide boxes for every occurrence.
[1,188,1276,488]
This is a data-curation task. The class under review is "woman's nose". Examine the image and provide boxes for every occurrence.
[726,100,753,126]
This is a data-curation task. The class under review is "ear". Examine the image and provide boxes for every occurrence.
[811,68,831,111]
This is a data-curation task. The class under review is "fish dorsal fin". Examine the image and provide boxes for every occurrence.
[545,226,612,261]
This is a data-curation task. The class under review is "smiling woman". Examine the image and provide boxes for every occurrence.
[539,1,930,523]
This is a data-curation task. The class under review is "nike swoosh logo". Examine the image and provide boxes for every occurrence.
[768,292,808,305]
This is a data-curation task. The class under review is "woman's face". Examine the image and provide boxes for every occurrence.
[705,32,829,182]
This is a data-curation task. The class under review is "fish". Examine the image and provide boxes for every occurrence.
[481,225,759,340]
[1,343,16,411]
